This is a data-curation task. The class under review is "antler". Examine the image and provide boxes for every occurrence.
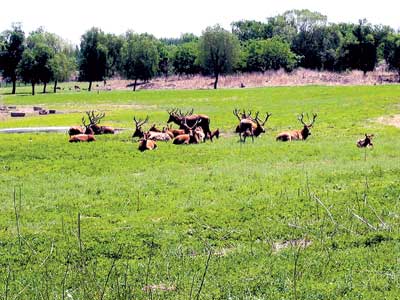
[310,113,317,126]
[233,108,242,121]
[298,113,306,126]
[167,108,178,116]
[182,118,200,131]
[261,112,272,125]
[86,111,105,125]
[82,116,89,129]
[133,115,149,128]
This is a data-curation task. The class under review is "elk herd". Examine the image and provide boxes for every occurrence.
[68,109,374,151]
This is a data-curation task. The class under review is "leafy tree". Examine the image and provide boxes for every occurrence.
[231,20,270,41]
[292,25,342,70]
[157,42,173,77]
[198,25,240,89]
[120,32,159,91]
[339,20,377,75]
[282,9,327,33]
[50,51,76,92]
[18,44,52,95]
[26,29,56,93]
[172,42,200,76]
[78,27,108,91]
[245,38,298,72]
[104,33,124,79]
[384,34,400,81]
[0,24,25,94]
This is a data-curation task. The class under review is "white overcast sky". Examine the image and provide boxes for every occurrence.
[1,0,399,45]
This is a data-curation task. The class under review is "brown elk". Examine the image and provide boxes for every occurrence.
[173,119,201,145]
[68,126,84,137]
[84,111,115,134]
[69,134,96,143]
[165,124,185,137]
[149,124,162,132]
[233,109,272,142]
[357,134,374,148]
[138,133,157,151]
[132,115,149,139]
[167,108,211,141]
[276,113,317,142]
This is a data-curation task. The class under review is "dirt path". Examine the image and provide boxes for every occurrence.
[376,115,400,128]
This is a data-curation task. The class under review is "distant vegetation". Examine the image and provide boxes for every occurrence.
[1,9,400,94]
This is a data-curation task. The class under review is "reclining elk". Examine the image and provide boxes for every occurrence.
[276,113,317,141]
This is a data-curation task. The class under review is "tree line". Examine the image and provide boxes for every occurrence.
[1,9,400,95]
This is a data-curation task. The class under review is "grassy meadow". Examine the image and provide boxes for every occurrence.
[0,84,399,299]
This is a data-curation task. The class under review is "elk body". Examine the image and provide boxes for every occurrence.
[69,134,96,143]
[233,109,271,142]
[167,108,212,141]
[276,113,317,142]
[173,119,201,145]
[84,111,115,135]
[357,134,374,148]
[138,133,157,151]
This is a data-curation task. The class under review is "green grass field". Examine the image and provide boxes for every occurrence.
[0,85,399,299]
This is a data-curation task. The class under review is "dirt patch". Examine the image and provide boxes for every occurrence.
[376,115,400,128]
[142,283,176,292]
[272,238,312,253]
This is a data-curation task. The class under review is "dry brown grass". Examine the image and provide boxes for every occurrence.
[103,69,399,91]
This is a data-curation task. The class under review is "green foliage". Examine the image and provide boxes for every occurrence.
[384,33,400,78]
[78,27,108,90]
[172,42,200,76]
[0,85,400,299]
[198,25,240,89]
[120,32,159,91]
[231,20,270,41]
[0,23,25,94]
[244,37,298,72]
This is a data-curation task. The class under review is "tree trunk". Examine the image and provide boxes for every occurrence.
[133,78,137,92]
[31,82,35,96]
[43,82,47,93]
[88,81,92,92]
[53,80,58,93]
[12,79,16,95]
[213,72,219,89]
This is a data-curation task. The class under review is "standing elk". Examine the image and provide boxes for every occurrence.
[357,134,374,148]
[233,109,272,142]
[84,111,115,134]
[167,108,212,141]
[276,113,317,142]
[173,119,201,145]
[69,134,96,143]
[138,133,157,151]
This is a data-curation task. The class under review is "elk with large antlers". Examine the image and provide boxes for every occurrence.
[173,119,202,145]
[276,113,317,141]
[132,115,149,139]
[233,109,272,142]
[167,108,212,141]
[84,111,115,134]
[356,134,374,148]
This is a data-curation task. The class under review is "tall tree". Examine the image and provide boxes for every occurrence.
[384,34,400,81]
[172,42,200,76]
[78,27,108,91]
[0,24,25,94]
[198,25,240,89]
[245,38,298,72]
[120,32,159,91]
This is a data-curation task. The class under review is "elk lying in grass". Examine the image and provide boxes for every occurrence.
[233,109,272,142]
[69,134,96,143]
[68,126,84,137]
[357,134,374,148]
[84,111,115,134]
[167,108,211,141]
[138,133,157,151]
[132,116,149,139]
[132,116,172,141]
[276,113,317,141]
[173,119,202,145]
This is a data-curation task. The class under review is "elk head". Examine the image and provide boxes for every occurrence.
[85,110,105,134]
[181,118,200,144]
[138,132,157,151]
[132,115,149,139]
[298,113,317,140]
[253,112,272,137]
